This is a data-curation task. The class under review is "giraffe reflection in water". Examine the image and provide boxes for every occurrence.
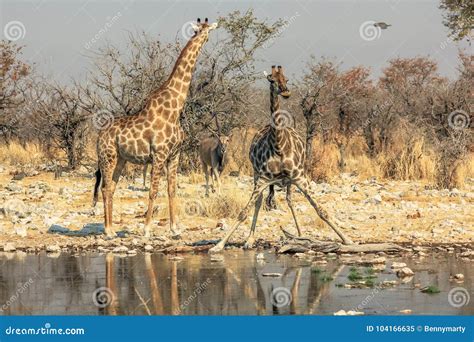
[101,252,340,315]
[0,251,472,315]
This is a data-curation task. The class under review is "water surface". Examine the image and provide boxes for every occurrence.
[0,251,472,315]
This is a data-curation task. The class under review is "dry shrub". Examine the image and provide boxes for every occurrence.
[308,138,340,181]
[378,136,436,182]
[0,141,46,166]
[345,154,381,179]
[226,127,257,176]
[344,136,381,178]
[345,135,368,157]
[188,171,204,184]
[203,193,246,219]
[435,150,472,190]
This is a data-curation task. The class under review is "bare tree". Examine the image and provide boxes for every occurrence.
[0,41,31,143]
[30,80,89,169]
[298,58,339,172]
[440,0,473,41]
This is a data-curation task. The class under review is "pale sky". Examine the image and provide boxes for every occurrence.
[1,0,471,83]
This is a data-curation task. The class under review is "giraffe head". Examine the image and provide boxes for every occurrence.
[266,65,291,98]
[190,18,218,43]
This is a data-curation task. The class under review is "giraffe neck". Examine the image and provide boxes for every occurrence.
[270,83,280,114]
[149,34,207,123]
[269,83,285,148]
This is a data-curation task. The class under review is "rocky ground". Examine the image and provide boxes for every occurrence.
[0,165,473,254]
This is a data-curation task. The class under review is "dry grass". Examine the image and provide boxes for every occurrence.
[188,171,204,184]
[176,194,246,220]
[202,192,247,219]
[0,141,46,166]
[378,137,436,183]
[226,127,257,175]
[308,139,340,181]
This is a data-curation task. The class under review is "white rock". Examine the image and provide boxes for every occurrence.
[46,245,61,253]
[454,273,464,280]
[396,267,414,278]
[144,245,153,252]
[3,243,16,252]
[14,226,27,237]
[334,310,364,316]
[2,199,29,219]
[113,246,129,253]
[372,194,382,204]
[391,262,407,269]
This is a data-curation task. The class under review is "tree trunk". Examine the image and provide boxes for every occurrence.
[338,142,346,171]
[65,130,78,170]
[304,113,317,175]
[364,123,376,157]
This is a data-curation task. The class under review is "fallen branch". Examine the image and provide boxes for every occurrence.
[278,227,402,254]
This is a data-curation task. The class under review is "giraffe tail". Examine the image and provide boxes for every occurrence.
[92,168,101,207]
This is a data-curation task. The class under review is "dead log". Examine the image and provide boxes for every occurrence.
[339,243,402,253]
[278,227,402,254]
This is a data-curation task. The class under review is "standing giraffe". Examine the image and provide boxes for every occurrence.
[93,18,218,238]
[263,65,293,211]
[210,66,352,252]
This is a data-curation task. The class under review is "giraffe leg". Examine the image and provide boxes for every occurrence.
[243,193,263,249]
[285,185,301,236]
[294,178,353,245]
[144,160,165,238]
[264,185,277,211]
[101,158,125,238]
[166,153,181,238]
[143,164,148,189]
[209,180,269,253]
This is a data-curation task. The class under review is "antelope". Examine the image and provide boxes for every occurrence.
[199,134,230,196]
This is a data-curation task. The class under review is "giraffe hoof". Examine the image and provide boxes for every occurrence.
[209,244,224,254]
[243,239,255,249]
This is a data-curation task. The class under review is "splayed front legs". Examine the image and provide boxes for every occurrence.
[294,179,353,245]
[209,180,271,253]
[210,177,353,253]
